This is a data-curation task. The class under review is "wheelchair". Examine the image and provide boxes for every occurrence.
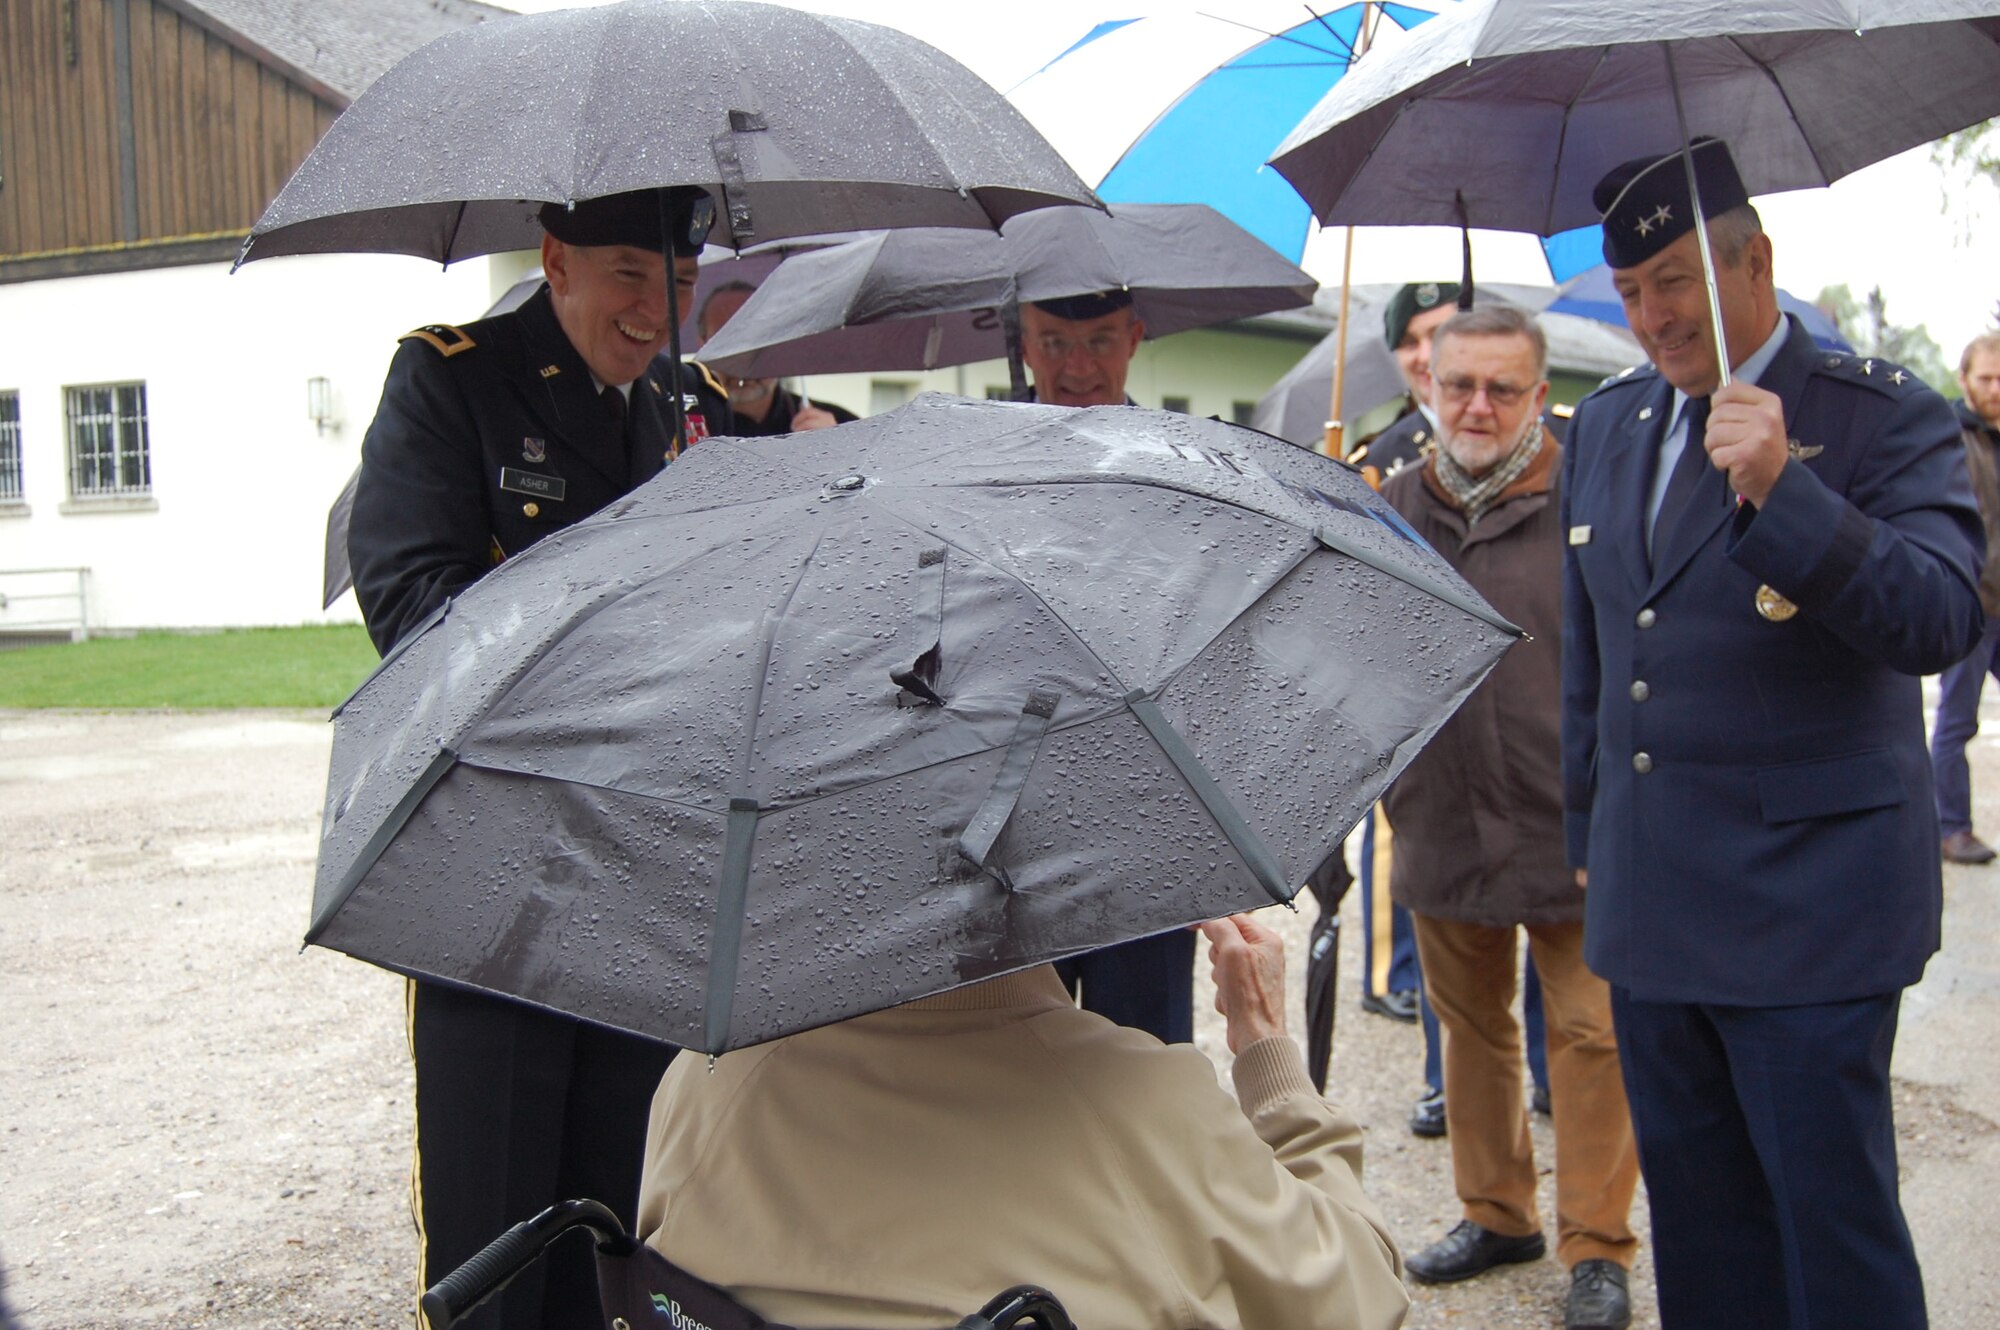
[423,1199,1076,1330]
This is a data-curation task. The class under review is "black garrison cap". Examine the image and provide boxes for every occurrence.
[1594,137,1750,269]
[539,186,716,257]
[1028,288,1136,321]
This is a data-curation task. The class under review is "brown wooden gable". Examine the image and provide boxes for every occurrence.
[0,0,341,282]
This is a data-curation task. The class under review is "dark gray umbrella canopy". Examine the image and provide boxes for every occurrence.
[1270,0,2000,233]
[309,395,1517,1054]
[694,204,1318,378]
[241,0,1099,263]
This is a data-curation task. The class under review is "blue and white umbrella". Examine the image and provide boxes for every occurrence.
[1010,3,1457,261]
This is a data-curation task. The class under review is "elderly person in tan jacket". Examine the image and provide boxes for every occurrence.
[1379,306,1638,1330]
[635,913,1407,1329]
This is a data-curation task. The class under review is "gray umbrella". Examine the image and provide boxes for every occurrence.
[1269,0,2000,235]
[239,0,1099,264]
[308,394,1518,1054]
[1253,288,1642,450]
[693,204,1318,381]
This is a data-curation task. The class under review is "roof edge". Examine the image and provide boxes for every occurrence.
[151,0,352,110]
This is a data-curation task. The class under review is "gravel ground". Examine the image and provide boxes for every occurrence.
[2,709,1994,1329]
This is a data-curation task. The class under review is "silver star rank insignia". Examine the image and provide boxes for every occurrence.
[1635,214,1654,237]
[1787,438,1823,461]
[1890,369,1909,386]
[1859,359,1875,376]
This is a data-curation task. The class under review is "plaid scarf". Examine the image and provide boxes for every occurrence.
[1430,415,1545,525]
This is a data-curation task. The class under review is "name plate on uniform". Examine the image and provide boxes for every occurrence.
[499,467,566,502]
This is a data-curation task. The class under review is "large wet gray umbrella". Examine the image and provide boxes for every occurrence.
[1269,0,2000,236]
[308,394,1518,1054]
[693,204,1318,384]
[238,0,1099,264]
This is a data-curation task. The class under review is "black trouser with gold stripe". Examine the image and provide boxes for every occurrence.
[410,981,675,1330]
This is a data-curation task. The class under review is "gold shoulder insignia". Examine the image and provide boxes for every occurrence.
[400,323,477,357]
[689,359,730,397]
[1551,402,1575,419]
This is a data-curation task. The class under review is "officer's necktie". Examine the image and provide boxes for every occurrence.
[1650,395,1711,559]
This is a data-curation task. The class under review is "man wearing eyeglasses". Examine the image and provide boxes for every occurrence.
[1013,289,1198,1044]
[1382,306,1638,1330]
[1018,289,1146,408]
[1562,139,1982,1328]
[350,186,731,1330]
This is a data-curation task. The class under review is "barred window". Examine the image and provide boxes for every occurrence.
[0,391,21,500]
[66,382,150,497]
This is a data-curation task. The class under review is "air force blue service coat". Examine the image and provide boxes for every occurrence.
[1560,317,1984,1006]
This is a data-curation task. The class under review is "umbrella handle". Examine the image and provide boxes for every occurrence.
[420,1199,634,1330]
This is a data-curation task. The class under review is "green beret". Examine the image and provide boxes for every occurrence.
[1384,281,1460,349]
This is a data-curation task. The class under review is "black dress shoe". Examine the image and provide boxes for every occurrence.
[1408,1088,1446,1138]
[1361,988,1419,1022]
[1565,1259,1631,1330]
[1942,829,1998,865]
[1404,1220,1545,1284]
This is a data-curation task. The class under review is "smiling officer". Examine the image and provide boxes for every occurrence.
[348,186,731,1330]
[1561,138,1983,1330]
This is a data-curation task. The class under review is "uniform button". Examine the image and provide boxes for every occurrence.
[1636,608,1657,628]
[1630,680,1650,702]
[522,502,540,518]
[1632,752,1653,774]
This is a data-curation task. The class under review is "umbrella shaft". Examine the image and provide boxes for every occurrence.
[1662,44,1732,393]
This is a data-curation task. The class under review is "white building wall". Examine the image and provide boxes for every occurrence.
[0,253,507,631]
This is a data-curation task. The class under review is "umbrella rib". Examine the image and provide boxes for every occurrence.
[1542,46,1617,237]
[1724,34,1832,185]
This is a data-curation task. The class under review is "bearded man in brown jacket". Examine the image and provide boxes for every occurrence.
[1379,306,1639,1330]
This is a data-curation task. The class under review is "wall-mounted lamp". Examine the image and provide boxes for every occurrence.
[306,376,339,435]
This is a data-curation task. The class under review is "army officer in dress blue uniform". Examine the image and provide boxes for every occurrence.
[1560,138,1983,1330]
[349,186,731,1330]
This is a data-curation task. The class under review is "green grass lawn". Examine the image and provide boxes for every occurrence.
[0,625,381,709]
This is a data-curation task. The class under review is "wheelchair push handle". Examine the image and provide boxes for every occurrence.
[421,1198,636,1330]
[952,1284,1075,1330]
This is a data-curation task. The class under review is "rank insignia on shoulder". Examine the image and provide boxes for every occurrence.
[1638,406,1653,421]
[522,437,547,464]
[400,323,476,357]
[1569,525,1592,545]
[1787,438,1823,461]
[648,376,663,395]
[1551,402,1574,419]
[1890,369,1909,386]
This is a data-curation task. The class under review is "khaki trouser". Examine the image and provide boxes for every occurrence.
[1411,914,1640,1268]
